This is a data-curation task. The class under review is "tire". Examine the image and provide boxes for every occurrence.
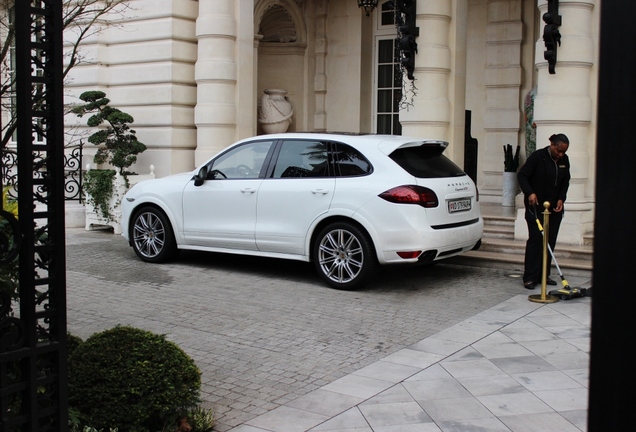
[313,221,376,290]
[130,206,178,263]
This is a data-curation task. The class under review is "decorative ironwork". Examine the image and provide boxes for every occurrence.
[1,0,68,430]
[1,150,18,197]
[2,143,84,202]
[389,0,418,110]
[357,0,379,17]
[63,144,84,202]
[395,0,418,81]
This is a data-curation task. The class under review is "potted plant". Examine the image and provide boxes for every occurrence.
[72,91,153,233]
[502,143,520,207]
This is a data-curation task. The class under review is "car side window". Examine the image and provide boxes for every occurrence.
[208,141,273,179]
[272,140,330,178]
[332,142,372,177]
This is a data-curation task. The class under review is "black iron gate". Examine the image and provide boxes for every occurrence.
[1,0,68,430]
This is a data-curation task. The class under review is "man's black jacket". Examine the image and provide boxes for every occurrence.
[517,146,571,211]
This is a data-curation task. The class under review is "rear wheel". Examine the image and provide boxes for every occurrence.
[313,221,376,290]
[130,206,177,263]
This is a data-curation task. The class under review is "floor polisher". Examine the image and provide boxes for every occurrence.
[532,206,589,300]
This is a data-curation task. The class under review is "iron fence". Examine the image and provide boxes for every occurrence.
[1,142,84,202]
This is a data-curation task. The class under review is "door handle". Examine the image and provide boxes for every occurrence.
[241,188,256,194]
[311,189,329,195]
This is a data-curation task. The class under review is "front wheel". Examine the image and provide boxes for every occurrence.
[313,222,376,290]
[130,206,178,263]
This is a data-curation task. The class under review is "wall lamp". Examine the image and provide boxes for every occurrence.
[543,0,562,74]
[357,0,379,17]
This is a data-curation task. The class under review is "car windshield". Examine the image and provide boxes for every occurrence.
[389,145,466,178]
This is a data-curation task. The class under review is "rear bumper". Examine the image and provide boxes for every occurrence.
[376,217,484,264]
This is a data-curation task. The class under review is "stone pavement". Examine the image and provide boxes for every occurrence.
[65,228,591,431]
[230,290,591,432]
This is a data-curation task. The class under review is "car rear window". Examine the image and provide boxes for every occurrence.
[332,143,372,177]
[389,145,466,178]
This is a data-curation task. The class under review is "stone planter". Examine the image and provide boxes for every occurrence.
[502,171,519,207]
[258,89,293,134]
[85,164,155,234]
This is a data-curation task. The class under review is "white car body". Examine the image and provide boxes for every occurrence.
[121,133,483,289]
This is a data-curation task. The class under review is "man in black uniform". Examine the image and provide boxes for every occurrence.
[517,133,571,289]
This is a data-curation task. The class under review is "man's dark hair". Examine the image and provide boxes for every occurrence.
[549,133,570,145]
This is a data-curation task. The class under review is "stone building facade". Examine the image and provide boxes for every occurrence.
[65,0,599,245]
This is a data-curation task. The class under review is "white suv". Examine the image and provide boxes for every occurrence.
[121,133,483,289]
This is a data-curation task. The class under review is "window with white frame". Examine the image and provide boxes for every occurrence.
[373,1,402,135]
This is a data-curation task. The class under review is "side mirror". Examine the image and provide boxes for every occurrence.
[193,166,208,186]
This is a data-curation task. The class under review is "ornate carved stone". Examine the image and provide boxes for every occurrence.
[258,89,294,134]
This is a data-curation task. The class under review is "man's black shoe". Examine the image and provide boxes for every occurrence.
[546,277,557,286]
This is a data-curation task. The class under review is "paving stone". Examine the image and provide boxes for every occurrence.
[66,228,522,431]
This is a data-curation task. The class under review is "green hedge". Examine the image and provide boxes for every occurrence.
[68,326,201,432]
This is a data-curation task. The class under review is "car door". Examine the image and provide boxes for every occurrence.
[255,139,335,255]
[182,140,274,250]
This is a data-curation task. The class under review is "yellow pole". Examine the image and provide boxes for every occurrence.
[529,202,558,303]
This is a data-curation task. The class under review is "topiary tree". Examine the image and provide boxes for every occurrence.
[68,326,201,432]
[72,90,147,222]
[71,90,147,176]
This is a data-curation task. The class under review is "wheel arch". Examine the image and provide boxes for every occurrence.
[308,216,379,265]
[127,200,180,245]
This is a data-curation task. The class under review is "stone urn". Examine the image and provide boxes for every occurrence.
[258,89,293,134]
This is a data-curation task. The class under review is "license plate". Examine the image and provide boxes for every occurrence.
[448,198,471,213]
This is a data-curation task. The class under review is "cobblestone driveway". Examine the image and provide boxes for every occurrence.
[66,228,521,431]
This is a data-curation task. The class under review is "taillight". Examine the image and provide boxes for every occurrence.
[378,185,439,208]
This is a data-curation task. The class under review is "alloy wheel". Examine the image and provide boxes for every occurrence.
[133,211,166,259]
[317,228,364,285]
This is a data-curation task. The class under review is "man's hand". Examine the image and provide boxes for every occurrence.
[528,193,538,206]
[554,199,564,212]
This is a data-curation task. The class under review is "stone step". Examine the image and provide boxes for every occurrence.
[448,236,593,279]
[477,238,593,261]
[447,202,593,279]
[483,215,516,227]
[482,213,515,241]
[447,248,593,279]
[483,225,514,240]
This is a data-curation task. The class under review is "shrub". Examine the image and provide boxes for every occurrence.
[83,169,117,221]
[184,406,215,432]
[67,332,84,358]
[68,326,201,432]
[0,187,20,300]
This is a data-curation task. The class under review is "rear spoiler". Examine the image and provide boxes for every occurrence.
[378,138,449,154]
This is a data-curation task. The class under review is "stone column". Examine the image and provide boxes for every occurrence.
[480,0,523,203]
[194,0,238,165]
[519,0,596,245]
[313,1,328,131]
[400,0,453,141]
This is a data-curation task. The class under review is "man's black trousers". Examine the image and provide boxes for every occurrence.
[523,206,563,284]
